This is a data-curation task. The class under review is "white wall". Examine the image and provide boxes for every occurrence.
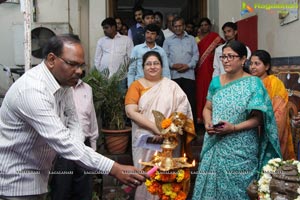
[35,0,68,23]
[0,0,107,92]
[0,0,71,67]
[209,0,300,57]
[253,0,300,57]
[207,0,220,32]
[89,0,106,68]
[218,0,241,32]
[0,3,24,92]
[0,3,24,66]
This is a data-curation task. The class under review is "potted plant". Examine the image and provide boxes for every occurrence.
[84,59,133,154]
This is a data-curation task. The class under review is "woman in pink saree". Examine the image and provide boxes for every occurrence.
[125,51,196,200]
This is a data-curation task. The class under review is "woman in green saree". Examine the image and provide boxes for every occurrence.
[192,41,281,199]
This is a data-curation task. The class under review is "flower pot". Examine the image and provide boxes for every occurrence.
[102,127,131,154]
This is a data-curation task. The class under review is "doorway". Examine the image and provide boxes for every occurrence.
[108,0,207,28]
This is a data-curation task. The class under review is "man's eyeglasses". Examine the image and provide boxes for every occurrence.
[57,56,86,70]
[219,55,240,61]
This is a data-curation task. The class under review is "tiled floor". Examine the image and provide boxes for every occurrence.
[99,125,205,200]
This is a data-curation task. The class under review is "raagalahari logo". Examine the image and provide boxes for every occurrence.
[241,2,254,16]
[241,1,299,16]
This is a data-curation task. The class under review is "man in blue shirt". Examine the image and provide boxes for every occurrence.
[163,16,199,124]
[127,24,170,87]
[132,9,165,47]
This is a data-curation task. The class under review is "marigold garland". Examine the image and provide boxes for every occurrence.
[145,168,190,200]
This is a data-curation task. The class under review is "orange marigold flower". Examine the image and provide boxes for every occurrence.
[161,118,172,129]
[147,185,157,194]
[150,172,156,179]
[160,174,169,182]
[162,194,170,200]
[169,173,177,182]
[161,173,177,182]
[175,191,187,200]
[152,180,160,187]
[172,182,182,192]
[184,169,190,179]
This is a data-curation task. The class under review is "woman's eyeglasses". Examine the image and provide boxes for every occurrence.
[145,61,161,67]
[219,55,240,61]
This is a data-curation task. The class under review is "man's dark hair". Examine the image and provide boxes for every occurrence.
[154,11,163,21]
[185,20,194,26]
[133,5,144,13]
[142,9,154,19]
[222,22,237,31]
[172,16,185,26]
[101,17,117,27]
[144,24,160,35]
[42,34,81,59]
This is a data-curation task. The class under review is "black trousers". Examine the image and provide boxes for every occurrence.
[172,78,197,127]
[50,140,93,200]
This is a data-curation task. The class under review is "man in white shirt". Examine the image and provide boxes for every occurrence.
[50,77,99,200]
[0,34,146,199]
[94,17,133,77]
[163,13,176,38]
[213,22,251,77]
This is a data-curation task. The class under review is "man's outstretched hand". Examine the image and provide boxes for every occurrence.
[109,162,148,188]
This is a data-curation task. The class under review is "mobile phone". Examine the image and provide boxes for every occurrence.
[146,137,163,144]
[146,137,154,143]
[213,122,224,128]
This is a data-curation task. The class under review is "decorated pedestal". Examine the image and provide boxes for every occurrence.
[140,111,195,200]
[247,158,300,200]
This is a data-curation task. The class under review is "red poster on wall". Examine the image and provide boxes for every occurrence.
[236,15,258,52]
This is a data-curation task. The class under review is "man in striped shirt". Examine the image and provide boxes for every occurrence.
[0,34,146,199]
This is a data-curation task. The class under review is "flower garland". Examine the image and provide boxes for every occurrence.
[258,158,300,200]
[145,168,190,200]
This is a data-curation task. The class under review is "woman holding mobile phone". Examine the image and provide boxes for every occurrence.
[192,41,281,199]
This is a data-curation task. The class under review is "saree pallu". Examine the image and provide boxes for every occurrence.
[263,75,295,160]
[130,78,196,200]
[195,32,224,121]
[192,76,281,200]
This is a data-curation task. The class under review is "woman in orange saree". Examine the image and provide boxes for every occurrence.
[195,18,224,123]
[250,50,295,160]
[125,51,196,200]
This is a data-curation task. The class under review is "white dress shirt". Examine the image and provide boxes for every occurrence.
[72,80,99,151]
[163,28,174,38]
[94,32,133,77]
[0,62,114,196]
